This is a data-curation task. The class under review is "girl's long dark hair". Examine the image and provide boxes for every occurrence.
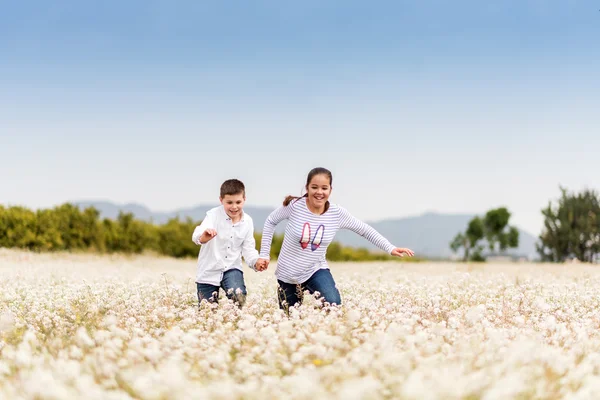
[283,167,332,214]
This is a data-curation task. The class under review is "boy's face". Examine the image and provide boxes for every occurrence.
[220,192,245,219]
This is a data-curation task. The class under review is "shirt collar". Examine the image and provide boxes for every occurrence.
[221,206,245,222]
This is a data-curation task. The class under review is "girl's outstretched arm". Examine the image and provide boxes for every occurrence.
[338,206,414,257]
[259,204,294,260]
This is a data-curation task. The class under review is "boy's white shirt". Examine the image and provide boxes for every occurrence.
[192,206,259,286]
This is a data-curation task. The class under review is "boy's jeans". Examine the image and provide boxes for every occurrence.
[197,269,247,307]
[277,268,341,311]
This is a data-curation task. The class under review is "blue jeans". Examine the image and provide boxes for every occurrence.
[277,268,342,311]
[197,269,247,307]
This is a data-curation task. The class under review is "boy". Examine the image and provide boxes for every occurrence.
[192,179,266,307]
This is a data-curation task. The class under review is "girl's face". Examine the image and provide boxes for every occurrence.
[306,174,332,212]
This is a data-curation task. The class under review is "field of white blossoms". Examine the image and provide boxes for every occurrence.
[1,249,600,399]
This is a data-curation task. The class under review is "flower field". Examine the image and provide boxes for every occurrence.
[1,248,600,399]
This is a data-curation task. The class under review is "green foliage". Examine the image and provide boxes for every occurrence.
[34,208,65,251]
[483,207,520,254]
[450,216,485,262]
[450,207,520,262]
[55,204,105,251]
[0,203,422,262]
[0,206,38,250]
[537,187,600,263]
[156,217,199,258]
[114,212,156,254]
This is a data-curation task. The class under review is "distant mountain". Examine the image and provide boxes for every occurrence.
[75,201,538,259]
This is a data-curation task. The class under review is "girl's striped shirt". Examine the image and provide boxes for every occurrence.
[259,197,396,284]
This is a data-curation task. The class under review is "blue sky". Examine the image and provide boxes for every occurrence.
[1,0,598,236]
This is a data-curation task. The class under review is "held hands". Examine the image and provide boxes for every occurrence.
[255,258,269,272]
[199,229,217,244]
[391,247,415,258]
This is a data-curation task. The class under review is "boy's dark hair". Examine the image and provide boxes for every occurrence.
[220,179,246,198]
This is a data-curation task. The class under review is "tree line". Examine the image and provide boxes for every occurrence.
[0,203,421,262]
[450,187,599,263]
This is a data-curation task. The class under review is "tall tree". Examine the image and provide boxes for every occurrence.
[450,216,485,261]
[483,207,520,253]
[450,207,519,261]
[537,187,600,263]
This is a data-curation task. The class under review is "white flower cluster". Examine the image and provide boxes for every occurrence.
[1,249,600,399]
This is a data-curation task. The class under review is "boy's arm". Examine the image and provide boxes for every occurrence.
[192,212,216,245]
[241,220,260,271]
[259,204,293,260]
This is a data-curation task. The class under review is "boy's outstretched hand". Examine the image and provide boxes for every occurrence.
[199,229,217,244]
[255,258,269,272]
[391,248,415,258]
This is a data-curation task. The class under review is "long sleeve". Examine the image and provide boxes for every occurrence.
[259,204,294,259]
[192,211,215,245]
[338,207,395,254]
[241,220,260,270]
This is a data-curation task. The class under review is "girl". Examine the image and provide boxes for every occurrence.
[258,167,414,310]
